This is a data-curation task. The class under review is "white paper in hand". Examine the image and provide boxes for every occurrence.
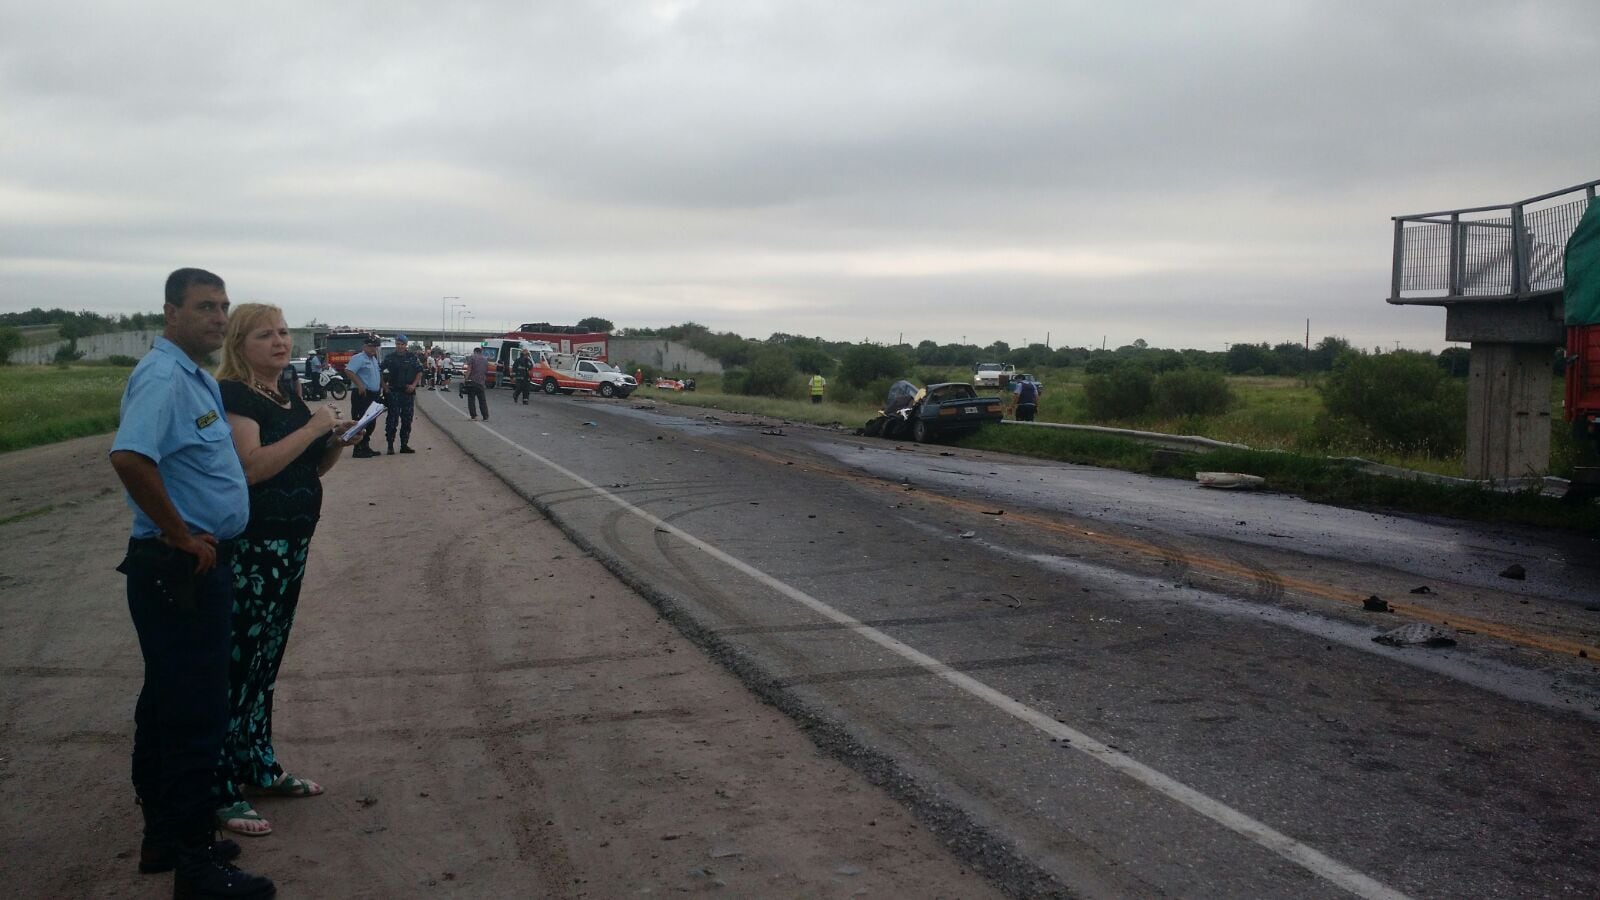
[342,402,384,441]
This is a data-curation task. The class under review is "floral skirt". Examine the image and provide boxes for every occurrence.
[214,535,311,806]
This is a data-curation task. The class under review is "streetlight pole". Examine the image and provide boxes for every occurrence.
[442,296,460,347]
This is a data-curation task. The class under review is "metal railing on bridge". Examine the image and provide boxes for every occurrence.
[1390,178,1598,305]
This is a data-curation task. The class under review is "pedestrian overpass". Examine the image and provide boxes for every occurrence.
[1389,178,1597,477]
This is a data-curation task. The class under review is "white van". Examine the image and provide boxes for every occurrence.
[480,338,556,387]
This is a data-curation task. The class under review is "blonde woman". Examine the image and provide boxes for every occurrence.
[211,303,354,836]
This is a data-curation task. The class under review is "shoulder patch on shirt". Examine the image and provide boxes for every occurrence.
[196,410,219,429]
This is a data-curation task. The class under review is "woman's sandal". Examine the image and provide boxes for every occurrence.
[216,801,273,836]
[251,773,324,798]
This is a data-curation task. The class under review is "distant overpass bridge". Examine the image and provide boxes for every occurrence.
[292,327,505,349]
[1389,177,1597,477]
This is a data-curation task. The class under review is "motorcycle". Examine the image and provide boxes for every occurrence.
[299,369,349,401]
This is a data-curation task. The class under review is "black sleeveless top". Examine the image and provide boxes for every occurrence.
[219,380,325,539]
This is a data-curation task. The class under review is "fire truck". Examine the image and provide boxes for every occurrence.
[321,328,376,374]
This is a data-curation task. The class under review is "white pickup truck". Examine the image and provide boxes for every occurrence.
[533,352,638,398]
[972,362,1015,389]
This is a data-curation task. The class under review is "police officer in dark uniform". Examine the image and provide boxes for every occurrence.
[380,333,425,455]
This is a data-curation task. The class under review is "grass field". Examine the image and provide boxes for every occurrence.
[0,364,132,453]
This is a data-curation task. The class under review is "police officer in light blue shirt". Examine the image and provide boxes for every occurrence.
[344,335,383,458]
[108,268,274,897]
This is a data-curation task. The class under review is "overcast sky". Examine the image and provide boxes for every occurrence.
[3,1,1596,352]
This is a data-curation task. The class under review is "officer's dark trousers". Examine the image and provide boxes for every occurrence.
[125,541,234,850]
[384,391,416,446]
[512,376,531,403]
[1016,403,1037,422]
[350,391,377,448]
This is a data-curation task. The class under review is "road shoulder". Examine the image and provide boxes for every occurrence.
[0,414,1001,899]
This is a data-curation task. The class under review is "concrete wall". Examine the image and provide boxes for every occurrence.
[1465,343,1554,478]
[12,330,163,364]
[608,338,723,374]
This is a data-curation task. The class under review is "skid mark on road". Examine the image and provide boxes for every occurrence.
[461,414,1410,900]
[723,439,1600,664]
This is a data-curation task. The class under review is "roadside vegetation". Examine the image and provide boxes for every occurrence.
[0,363,135,453]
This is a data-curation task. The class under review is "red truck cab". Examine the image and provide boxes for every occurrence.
[1567,324,1600,447]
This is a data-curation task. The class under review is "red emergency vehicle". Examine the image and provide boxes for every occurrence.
[322,328,375,374]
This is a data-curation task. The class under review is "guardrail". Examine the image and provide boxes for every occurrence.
[1390,178,1599,304]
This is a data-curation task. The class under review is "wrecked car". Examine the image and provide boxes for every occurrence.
[863,380,1004,443]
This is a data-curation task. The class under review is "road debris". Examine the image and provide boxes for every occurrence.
[1362,596,1390,613]
[1409,586,1434,594]
[959,531,976,539]
[1195,471,1265,490]
[759,428,786,436]
[1499,564,1527,580]
[1373,623,1458,648]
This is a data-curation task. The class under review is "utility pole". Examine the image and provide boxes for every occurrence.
[1305,318,1310,350]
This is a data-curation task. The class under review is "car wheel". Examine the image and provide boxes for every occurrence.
[911,418,929,443]
[599,382,616,398]
[543,378,560,395]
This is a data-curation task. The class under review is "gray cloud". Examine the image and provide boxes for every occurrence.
[2,0,1596,351]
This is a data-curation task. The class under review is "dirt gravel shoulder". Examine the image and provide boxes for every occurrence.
[0,413,1002,899]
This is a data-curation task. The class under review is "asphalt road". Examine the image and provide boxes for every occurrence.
[423,387,1600,899]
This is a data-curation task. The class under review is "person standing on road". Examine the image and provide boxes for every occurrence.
[463,346,489,421]
[107,267,276,899]
[211,303,350,838]
[380,333,424,455]
[345,336,383,459]
[426,349,443,391]
[809,372,827,404]
[511,348,534,404]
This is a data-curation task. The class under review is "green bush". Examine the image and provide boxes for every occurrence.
[1084,367,1154,420]
[743,346,797,397]
[838,344,909,389]
[1153,369,1234,417]
[1318,352,1465,455]
[53,342,85,364]
[721,369,748,395]
[105,354,139,367]
[0,326,21,365]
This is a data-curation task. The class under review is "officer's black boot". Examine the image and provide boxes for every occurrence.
[172,828,274,899]
[386,442,395,455]
[399,444,415,454]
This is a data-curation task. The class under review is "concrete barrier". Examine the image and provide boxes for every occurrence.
[609,338,723,374]
[12,330,161,364]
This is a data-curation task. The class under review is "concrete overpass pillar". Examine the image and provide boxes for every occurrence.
[1463,344,1552,479]
[1446,297,1563,479]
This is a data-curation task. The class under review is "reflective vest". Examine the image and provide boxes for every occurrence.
[809,375,826,396]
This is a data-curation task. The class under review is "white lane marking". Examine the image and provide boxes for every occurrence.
[440,398,1408,900]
